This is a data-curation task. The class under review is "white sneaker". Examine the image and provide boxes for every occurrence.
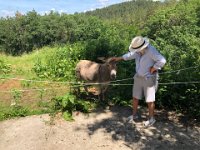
[144,117,156,127]
[127,114,139,123]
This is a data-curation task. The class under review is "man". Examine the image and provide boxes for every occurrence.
[112,36,166,126]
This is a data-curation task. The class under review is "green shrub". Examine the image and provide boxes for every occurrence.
[145,0,200,117]
[52,93,91,121]
[33,44,82,81]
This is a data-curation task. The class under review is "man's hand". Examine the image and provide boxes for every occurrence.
[150,67,157,74]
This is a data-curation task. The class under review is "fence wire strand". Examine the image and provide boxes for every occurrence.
[0,65,199,93]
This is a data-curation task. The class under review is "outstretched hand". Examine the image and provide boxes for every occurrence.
[110,57,123,62]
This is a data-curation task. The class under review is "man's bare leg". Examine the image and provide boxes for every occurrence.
[147,102,155,118]
[144,102,156,126]
[133,97,139,116]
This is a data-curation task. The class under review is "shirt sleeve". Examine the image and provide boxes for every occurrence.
[149,46,166,70]
[122,51,138,61]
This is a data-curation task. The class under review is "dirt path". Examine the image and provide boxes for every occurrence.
[0,106,200,150]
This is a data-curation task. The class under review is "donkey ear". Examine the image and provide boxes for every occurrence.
[97,57,106,62]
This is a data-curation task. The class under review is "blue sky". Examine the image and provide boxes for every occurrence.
[0,0,132,17]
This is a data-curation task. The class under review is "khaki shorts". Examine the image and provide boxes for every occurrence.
[133,74,158,102]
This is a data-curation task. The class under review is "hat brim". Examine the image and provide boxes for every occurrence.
[129,38,149,52]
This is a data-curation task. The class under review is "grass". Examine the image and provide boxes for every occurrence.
[0,46,57,78]
[0,45,105,121]
[0,103,55,121]
[0,46,70,121]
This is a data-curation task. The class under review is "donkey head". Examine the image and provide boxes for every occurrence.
[103,58,117,80]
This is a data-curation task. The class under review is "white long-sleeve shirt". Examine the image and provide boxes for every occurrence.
[122,44,166,77]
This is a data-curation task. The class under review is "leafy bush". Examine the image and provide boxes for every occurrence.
[81,23,129,61]
[145,0,200,117]
[33,44,82,81]
[52,93,91,121]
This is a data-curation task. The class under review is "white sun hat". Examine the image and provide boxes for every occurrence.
[129,36,149,52]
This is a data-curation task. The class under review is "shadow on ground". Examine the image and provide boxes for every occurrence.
[76,105,200,150]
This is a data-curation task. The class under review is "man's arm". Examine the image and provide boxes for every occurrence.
[111,57,124,62]
[149,47,166,71]
[112,51,138,62]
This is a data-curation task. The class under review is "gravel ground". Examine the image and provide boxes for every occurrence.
[0,106,200,150]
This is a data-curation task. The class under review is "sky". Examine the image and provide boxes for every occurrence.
[0,0,134,18]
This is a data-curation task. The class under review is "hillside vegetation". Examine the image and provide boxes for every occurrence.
[0,0,199,120]
[85,0,167,25]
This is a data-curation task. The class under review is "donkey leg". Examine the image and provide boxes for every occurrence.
[83,85,89,93]
[102,92,105,101]
[97,86,103,101]
[101,85,108,101]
